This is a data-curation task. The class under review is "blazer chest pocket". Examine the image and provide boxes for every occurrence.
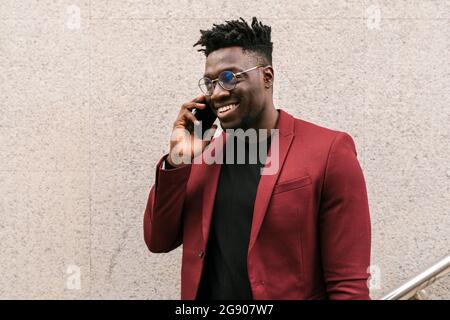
[273,175,312,195]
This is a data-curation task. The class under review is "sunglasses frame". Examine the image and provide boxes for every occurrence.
[198,65,270,96]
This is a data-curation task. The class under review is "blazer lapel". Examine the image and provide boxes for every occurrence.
[200,110,295,252]
[248,109,295,254]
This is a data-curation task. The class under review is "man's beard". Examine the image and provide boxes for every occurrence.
[220,113,254,131]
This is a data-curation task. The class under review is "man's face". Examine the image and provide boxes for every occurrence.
[203,46,268,130]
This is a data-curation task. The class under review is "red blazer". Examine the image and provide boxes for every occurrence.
[144,109,371,300]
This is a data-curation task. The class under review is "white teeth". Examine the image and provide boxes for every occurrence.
[218,104,238,113]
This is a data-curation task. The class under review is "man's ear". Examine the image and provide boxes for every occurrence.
[263,66,274,88]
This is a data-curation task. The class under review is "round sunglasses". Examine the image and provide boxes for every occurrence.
[198,65,270,96]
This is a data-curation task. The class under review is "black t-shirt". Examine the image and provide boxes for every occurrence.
[196,133,272,300]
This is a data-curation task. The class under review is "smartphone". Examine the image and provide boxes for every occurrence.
[192,99,217,138]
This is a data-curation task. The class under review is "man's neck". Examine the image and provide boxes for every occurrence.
[233,106,279,144]
[254,104,279,137]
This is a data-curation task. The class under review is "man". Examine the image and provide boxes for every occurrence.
[144,17,371,300]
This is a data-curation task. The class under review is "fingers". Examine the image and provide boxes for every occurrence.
[191,94,206,103]
[169,95,214,163]
[176,96,208,128]
[182,101,206,111]
[184,109,200,126]
[181,95,207,111]
[173,95,210,131]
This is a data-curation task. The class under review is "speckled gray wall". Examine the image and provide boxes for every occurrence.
[0,1,449,299]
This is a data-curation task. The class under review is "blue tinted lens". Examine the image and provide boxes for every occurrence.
[219,71,236,87]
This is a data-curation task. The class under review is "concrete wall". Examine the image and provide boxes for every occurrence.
[0,1,448,299]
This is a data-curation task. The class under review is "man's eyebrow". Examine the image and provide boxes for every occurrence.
[203,66,243,78]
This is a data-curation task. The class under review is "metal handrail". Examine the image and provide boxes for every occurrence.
[382,254,450,300]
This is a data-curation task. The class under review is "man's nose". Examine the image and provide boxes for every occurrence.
[210,82,231,102]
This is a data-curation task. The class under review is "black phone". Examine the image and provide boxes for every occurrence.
[192,99,217,138]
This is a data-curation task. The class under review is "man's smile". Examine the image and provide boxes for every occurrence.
[216,103,240,120]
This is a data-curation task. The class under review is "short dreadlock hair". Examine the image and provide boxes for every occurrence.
[193,17,273,65]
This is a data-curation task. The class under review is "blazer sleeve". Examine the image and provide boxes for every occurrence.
[143,154,191,253]
[319,132,372,300]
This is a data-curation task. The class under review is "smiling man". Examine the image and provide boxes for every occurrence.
[144,17,372,300]
[201,46,277,131]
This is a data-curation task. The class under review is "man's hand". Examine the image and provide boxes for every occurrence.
[166,95,218,167]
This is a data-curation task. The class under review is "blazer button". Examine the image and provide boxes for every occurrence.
[198,250,205,259]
